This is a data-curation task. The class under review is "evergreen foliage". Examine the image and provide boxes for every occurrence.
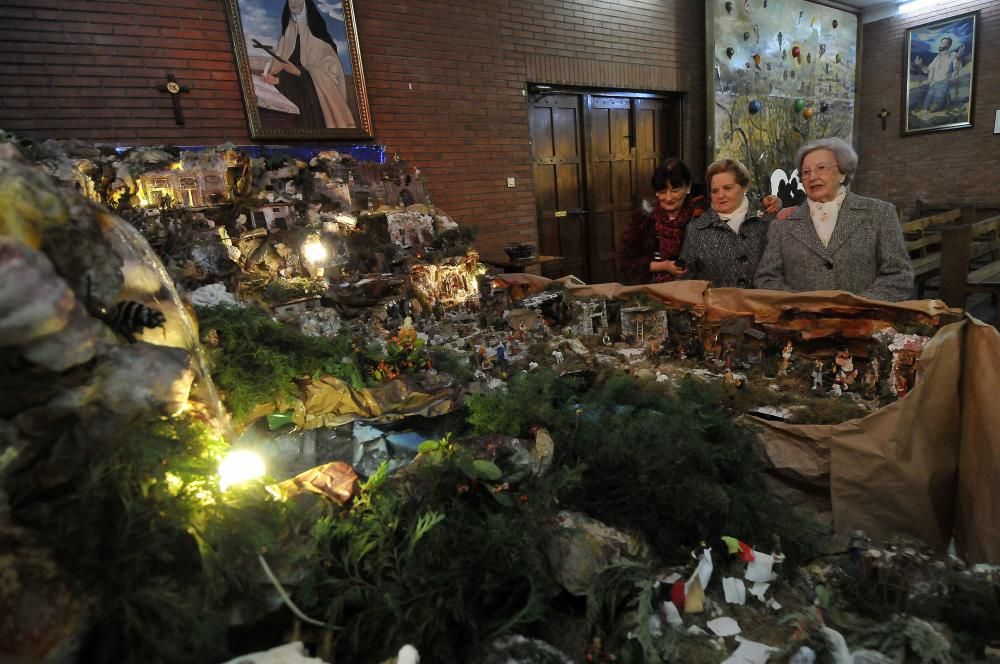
[197,304,363,418]
[11,415,289,663]
[465,370,827,564]
[293,452,573,663]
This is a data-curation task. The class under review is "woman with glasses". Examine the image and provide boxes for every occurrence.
[755,138,913,301]
[620,159,709,284]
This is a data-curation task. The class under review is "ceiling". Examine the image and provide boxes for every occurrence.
[838,0,895,7]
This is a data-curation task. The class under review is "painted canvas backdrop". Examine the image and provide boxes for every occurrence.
[708,0,859,206]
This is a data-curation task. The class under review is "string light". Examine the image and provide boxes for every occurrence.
[218,450,265,491]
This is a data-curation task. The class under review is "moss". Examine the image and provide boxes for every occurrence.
[197,304,362,419]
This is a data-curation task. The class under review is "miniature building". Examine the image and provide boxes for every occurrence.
[620,306,668,347]
[250,202,295,231]
[409,251,481,308]
[138,165,229,208]
[271,296,323,323]
[569,299,609,337]
[718,318,766,364]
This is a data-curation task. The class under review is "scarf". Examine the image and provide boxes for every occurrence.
[651,195,707,282]
[808,186,847,247]
[717,195,750,233]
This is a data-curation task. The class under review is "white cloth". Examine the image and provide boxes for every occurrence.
[719,195,750,233]
[926,50,961,85]
[808,186,847,247]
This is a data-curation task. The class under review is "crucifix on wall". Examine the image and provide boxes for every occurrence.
[878,108,891,131]
[157,74,191,126]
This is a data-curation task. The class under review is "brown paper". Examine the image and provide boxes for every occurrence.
[494,273,995,561]
[752,318,1000,562]
[955,318,1000,562]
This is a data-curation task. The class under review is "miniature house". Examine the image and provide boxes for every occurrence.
[620,306,668,347]
[250,202,295,231]
[271,296,323,323]
[569,299,609,338]
[137,165,229,208]
[718,318,766,364]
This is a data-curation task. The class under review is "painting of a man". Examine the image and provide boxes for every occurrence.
[913,37,964,113]
[904,12,977,134]
[227,0,372,138]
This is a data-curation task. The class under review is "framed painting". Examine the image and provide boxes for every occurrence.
[902,11,978,135]
[225,0,374,140]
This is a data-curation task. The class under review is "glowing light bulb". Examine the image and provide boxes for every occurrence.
[302,237,328,264]
[218,450,265,491]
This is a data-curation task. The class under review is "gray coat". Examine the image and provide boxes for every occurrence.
[678,201,772,288]
[754,192,914,302]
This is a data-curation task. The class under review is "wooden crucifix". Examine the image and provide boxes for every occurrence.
[878,107,891,131]
[157,74,191,126]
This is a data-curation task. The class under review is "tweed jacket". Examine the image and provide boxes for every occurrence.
[678,200,773,288]
[754,192,914,302]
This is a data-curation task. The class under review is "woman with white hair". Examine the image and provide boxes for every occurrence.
[754,137,914,302]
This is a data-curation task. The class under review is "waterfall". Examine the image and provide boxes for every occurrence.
[103,214,230,435]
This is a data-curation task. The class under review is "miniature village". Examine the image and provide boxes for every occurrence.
[1,133,997,664]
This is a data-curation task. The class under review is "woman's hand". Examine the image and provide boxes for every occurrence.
[762,194,782,214]
[261,72,280,85]
[651,260,687,277]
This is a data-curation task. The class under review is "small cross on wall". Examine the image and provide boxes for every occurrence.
[878,107,891,131]
[157,74,191,126]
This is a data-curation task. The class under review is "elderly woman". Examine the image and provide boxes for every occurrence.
[620,159,708,284]
[677,158,775,288]
[754,138,913,301]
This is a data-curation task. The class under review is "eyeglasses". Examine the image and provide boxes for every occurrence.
[800,163,837,178]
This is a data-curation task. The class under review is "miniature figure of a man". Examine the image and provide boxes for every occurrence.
[495,343,507,367]
[778,340,793,376]
[723,342,736,370]
[398,316,418,345]
[811,360,824,392]
[864,356,880,388]
[834,348,858,386]
[894,373,909,398]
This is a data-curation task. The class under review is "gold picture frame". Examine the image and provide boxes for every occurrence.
[225,0,374,140]
[902,11,977,135]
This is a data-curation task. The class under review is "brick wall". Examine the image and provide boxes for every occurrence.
[0,0,706,256]
[855,0,999,220]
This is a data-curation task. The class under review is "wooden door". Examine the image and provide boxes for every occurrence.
[530,94,587,280]
[634,98,676,204]
[531,91,679,283]
[586,95,636,284]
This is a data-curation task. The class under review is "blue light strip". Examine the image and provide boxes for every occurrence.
[114,144,386,163]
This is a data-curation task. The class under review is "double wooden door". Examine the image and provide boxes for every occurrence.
[530,91,682,283]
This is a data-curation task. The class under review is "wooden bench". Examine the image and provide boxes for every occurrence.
[936,210,1000,324]
[902,209,958,297]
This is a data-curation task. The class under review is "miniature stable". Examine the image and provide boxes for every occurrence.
[1,134,999,664]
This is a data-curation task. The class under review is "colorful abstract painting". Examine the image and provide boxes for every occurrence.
[708,0,858,206]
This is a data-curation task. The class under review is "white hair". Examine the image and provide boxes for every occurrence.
[795,137,858,185]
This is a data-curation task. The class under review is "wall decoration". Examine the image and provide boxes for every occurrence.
[707,0,859,207]
[225,0,374,140]
[902,11,978,135]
